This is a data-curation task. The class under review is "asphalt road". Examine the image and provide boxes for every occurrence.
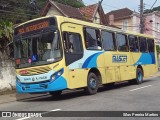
[0,75,160,120]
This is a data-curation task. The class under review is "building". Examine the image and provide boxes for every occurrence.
[106,8,140,32]
[106,8,160,43]
[41,0,108,25]
[143,11,160,43]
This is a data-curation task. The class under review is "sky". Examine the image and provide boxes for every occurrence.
[84,0,160,13]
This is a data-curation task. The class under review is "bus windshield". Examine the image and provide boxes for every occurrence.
[14,30,62,68]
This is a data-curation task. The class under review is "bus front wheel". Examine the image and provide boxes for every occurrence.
[85,72,99,95]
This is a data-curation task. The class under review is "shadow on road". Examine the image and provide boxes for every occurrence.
[16,79,153,102]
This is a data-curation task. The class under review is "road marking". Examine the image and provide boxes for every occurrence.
[16,109,61,120]
[130,85,152,92]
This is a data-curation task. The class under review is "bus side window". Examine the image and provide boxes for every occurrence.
[63,32,69,53]
[128,35,139,52]
[84,28,102,50]
[68,33,83,53]
[116,33,128,52]
[147,39,154,52]
[101,31,116,51]
[139,37,148,52]
[63,32,83,54]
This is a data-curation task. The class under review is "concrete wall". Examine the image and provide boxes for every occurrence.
[0,51,15,92]
[113,15,140,32]
[93,12,100,24]
[113,17,133,31]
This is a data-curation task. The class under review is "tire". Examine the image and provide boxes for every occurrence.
[85,72,99,95]
[130,68,143,84]
[49,91,62,97]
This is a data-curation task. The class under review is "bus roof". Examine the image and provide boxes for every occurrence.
[15,15,155,39]
[15,16,53,28]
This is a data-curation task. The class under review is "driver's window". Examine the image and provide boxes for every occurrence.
[63,32,83,54]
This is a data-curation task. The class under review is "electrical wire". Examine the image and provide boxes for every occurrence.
[150,0,158,10]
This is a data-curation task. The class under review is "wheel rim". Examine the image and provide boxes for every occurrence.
[89,77,97,90]
[138,72,142,82]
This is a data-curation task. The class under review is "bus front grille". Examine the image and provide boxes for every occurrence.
[19,66,52,76]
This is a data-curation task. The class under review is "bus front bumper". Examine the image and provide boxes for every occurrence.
[16,76,67,93]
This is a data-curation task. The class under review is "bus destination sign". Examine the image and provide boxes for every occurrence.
[17,21,49,35]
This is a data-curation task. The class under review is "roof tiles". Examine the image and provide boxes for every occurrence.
[106,8,133,20]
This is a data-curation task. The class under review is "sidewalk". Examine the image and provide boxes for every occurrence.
[0,93,16,104]
[0,92,48,104]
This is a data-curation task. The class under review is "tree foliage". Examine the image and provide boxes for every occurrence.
[0,20,13,52]
[0,20,13,40]
[144,6,160,14]
[0,0,84,55]
[0,0,84,23]
[54,0,84,8]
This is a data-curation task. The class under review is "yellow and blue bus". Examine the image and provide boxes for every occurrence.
[14,16,158,95]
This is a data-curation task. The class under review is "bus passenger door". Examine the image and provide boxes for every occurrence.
[61,23,86,89]
[116,33,132,81]
[105,51,121,83]
[101,31,120,83]
[117,52,132,81]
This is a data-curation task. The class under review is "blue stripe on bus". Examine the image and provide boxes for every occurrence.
[134,53,156,65]
[82,52,103,68]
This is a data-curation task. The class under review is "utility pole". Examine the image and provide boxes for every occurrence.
[100,0,103,5]
[140,0,144,33]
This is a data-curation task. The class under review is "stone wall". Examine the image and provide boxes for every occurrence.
[0,51,15,92]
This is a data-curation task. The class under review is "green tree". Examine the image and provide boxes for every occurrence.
[54,0,84,8]
[0,20,13,55]
[0,20,13,40]
[0,0,84,23]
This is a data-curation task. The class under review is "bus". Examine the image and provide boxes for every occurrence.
[14,15,158,95]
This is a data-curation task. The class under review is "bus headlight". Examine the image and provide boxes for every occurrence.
[57,70,63,76]
[51,69,64,82]
[51,75,56,81]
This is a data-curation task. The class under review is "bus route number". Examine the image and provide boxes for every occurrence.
[112,55,127,63]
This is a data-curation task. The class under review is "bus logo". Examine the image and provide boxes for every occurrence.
[112,55,127,63]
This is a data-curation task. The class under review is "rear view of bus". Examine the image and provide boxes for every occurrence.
[15,16,66,95]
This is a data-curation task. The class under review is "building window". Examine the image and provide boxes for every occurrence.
[101,31,116,51]
[122,20,128,31]
[116,33,128,52]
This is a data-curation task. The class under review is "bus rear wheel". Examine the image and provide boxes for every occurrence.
[49,91,62,97]
[85,72,99,95]
[130,68,143,84]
